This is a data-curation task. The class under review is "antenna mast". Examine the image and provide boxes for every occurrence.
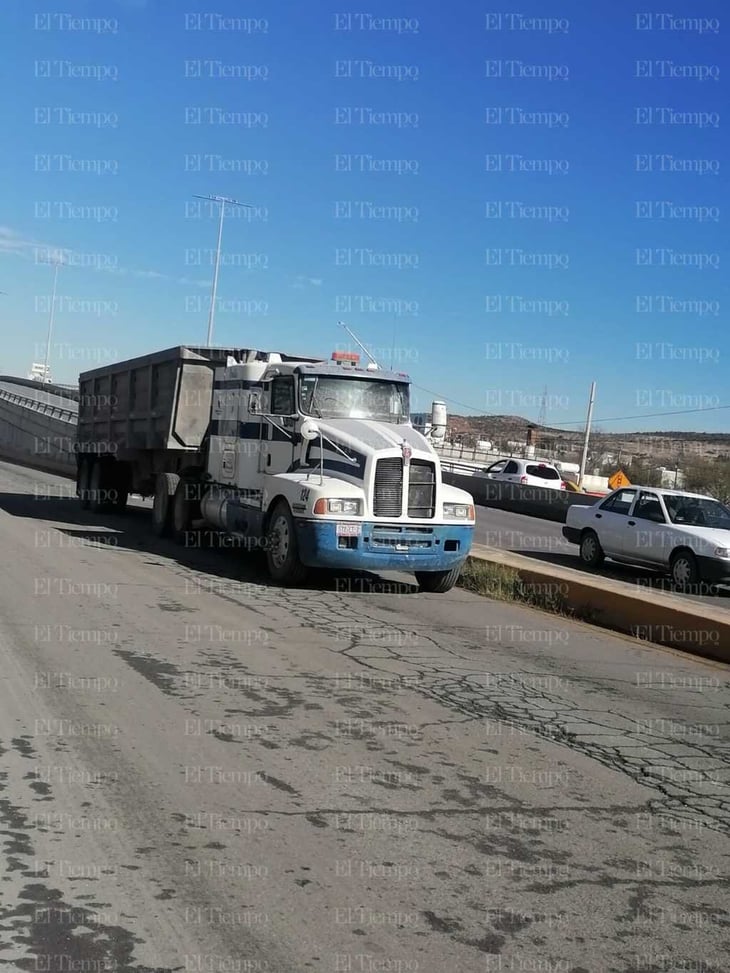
[337,321,381,368]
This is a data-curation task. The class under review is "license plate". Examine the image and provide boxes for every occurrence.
[336,522,361,537]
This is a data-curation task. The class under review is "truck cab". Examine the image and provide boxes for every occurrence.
[200,350,475,591]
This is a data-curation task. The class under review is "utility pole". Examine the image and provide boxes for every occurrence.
[578,381,596,488]
[193,194,253,345]
[43,251,64,383]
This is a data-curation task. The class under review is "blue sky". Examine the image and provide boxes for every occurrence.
[0,0,727,431]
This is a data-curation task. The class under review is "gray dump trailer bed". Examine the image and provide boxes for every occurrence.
[75,344,321,506]
[77,345,239,454]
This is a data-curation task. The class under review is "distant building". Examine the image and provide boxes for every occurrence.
[657,466,685,489]
[27,362,51,383]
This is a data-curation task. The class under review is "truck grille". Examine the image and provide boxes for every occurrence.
[374,458,403,517]
[408,460,436,518]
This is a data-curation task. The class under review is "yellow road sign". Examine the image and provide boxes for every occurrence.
[608,470,630,490]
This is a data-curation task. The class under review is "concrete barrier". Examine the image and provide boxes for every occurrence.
[0,383,77,479]
[468,543,730,664]
[444,471,598,522]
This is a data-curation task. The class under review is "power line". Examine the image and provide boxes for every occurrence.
[411,382,729,428]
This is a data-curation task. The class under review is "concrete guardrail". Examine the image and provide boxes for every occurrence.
[443,470,598,523]
[0,383,77,478]
[468,543,730,664]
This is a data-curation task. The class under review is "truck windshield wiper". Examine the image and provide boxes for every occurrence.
[308,378,323,418]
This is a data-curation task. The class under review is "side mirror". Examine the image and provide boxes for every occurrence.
[249,391,261,414]
[300,418,320,441]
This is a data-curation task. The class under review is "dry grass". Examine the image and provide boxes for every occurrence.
[457,558,572,615]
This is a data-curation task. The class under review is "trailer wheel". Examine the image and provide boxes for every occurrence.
[415,565,462,594]
[152,472,179,537]
[265,502,309,586]
[89,459,108,513]
[111,462,130,512]
[78,458,93,510]
[171,479,200,546]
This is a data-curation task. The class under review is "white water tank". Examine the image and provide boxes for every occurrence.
[430,400,447,445]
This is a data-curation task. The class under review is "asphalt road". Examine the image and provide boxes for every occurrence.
[0,458,729,972]
[475,504,730,610]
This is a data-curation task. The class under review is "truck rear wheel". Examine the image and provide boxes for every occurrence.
[415,566,462,593]
[78,458,93,510]
[152,472,179,537]
[111,461,130,512]
[265,502,309,586]
[89,459,108,513]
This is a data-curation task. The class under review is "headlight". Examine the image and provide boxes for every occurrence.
[444,502,475,521]
[713,547,730,558]
[314,498,363,515]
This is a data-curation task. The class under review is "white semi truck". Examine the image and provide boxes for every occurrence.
[76,345,475,591]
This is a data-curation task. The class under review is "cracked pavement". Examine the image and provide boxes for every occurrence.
[0,459,728,973]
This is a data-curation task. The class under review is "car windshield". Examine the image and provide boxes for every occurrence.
[299,375,410,423]
[663,494,730,530]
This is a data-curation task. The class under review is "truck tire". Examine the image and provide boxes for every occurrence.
[78,458,93,510]
[89,459,108,513]
[111,462,130,512]
[152,472,179,537]
[415,566,462,593]
[265,501,309,586]
[171,478,201,546]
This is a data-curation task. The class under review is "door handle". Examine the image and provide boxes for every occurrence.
[595,513,602,518]
[628,520,636,526]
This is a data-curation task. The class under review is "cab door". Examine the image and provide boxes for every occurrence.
[209,387,239,483]
[260,376,296,475]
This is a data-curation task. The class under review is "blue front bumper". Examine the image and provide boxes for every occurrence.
[294,519,474,572]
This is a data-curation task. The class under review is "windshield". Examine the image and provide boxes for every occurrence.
[663,494,730,530]
[299,375,410,423]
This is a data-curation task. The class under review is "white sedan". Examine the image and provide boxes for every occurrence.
[562,486,730,589]
[476,458,566,490]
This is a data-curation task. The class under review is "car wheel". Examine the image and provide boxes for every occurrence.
[670,550,700,591]
[415,566,462,593]
[580,530,604,568]
[265,501,309,586]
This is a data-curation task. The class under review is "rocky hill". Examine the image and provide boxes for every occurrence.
[447,415,730,464]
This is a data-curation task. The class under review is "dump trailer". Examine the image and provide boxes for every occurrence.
[76,344,475,591]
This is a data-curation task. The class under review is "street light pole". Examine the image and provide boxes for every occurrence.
[43,255,62,383]
[578,381,596,488]
[193,194,253,345]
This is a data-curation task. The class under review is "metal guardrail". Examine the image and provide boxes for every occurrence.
[0,386,77,424]
[440,459,487,476]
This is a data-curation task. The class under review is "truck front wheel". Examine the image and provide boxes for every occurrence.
[152,473,179,537]
[265,502,309,586]
[415,566,462,593]
[172,478,201,546]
